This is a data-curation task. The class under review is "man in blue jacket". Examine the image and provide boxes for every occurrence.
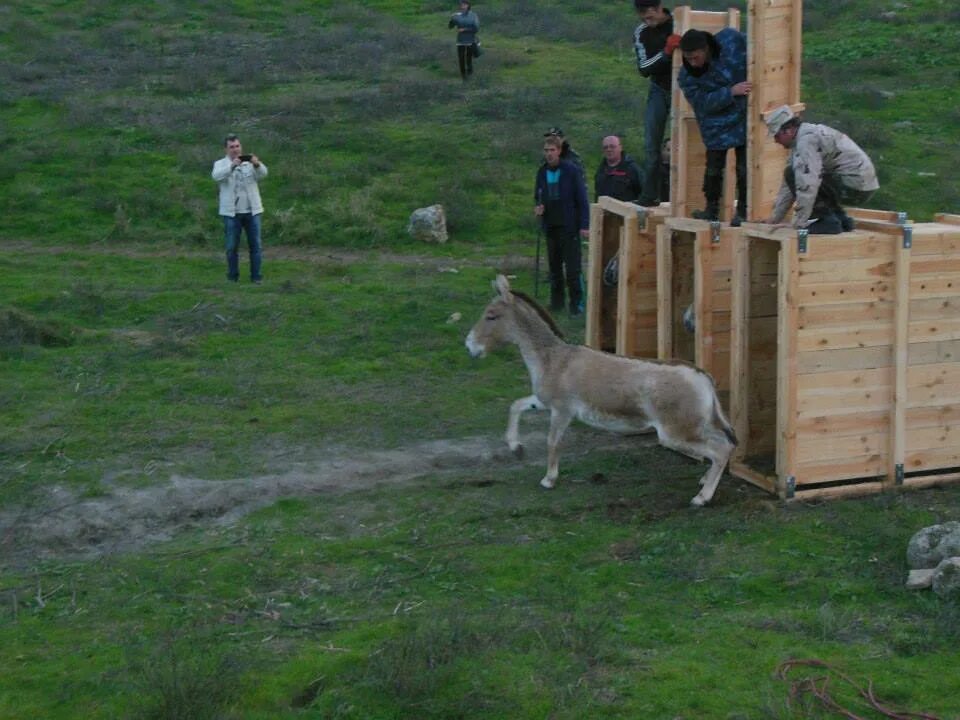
[535,135,590,315]
[678,28,752,224]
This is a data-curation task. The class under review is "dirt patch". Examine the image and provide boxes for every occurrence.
[0,431,655,569]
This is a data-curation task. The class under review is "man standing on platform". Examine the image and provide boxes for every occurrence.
[594,135,644,202]
[535,135,590,316]
[677,28,751,225]
[761,105,879,234]
[633,0,680,208]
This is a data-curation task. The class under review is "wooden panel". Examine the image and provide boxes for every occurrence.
[585,203,607,350]
[795,455,885,485]
[796,279,893,306]
[747,0,802,221]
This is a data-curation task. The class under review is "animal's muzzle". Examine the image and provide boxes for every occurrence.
[465,331,486,358]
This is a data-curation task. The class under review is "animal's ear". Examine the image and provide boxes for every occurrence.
[494,275,513,302]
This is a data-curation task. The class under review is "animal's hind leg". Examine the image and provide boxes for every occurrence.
[540,407,573,489]
[657,433,732,507]
[505,394,544,458]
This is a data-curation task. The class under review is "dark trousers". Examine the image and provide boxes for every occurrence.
[704,145,747,217]
[783,166,875,234]
[640,83,671,205]
[545,226,583,312]
[457,45,473,78]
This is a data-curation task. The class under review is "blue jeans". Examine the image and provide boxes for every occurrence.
[223,213,262,282]
[641,82,670,206]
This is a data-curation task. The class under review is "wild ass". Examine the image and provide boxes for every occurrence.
[465,275,737,507]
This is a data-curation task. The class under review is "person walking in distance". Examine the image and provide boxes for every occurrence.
[633,0,680,207]
[449,1,480,80]
[212,134,268,283]
[534,135,590,316]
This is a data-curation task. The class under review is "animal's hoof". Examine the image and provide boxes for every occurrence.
[690,495,706,508]
[511,444,525,459]
[540,477,555,489]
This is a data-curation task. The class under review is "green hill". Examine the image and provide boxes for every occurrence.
[2,0,958,253]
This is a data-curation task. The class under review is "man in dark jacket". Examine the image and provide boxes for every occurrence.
[678,28,752,223]
[633,0,680,207]
[543,126,586,191]
[594,135,644,202]
[535,135,590,315]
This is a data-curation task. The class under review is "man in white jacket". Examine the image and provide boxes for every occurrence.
[761,105,878,233]
[212,134,268,282]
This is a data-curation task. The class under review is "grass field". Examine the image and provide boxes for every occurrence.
[2,0,960,718]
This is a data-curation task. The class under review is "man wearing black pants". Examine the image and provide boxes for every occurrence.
[449,1,479,80]
[534,135,590,316]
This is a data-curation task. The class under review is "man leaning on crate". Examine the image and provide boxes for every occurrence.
[759,105,879,234]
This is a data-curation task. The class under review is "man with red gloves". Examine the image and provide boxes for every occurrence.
[633,0,681,207]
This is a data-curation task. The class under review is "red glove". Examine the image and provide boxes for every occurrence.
[664,33,682,55]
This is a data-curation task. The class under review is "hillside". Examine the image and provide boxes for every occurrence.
[1,0,958,254]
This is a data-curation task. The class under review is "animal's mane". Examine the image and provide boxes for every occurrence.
[510,290,565,340]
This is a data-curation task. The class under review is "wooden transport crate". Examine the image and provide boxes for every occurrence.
[585,197,670,356]
[729,218,960,501]
[657,217,735,401]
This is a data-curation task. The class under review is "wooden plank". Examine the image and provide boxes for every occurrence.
[905,447,960,474]
[795,455,885,485]
[791,482,884,502]
[616,215,640,357]
[796,409,889,436]
[907,404,960,428]
[777,239,796,484]
[933,213,960,225]
[797,323,892,352]
[801,233,896,261]
[729,461,777,494]
[730,232,749,463]
[908,339,960,365]
[695,226,712,373]
[797,258,895,284]
[585,203,606,350]
[903,473,960,490]
[796,279,893,306]
[796,345,892,374]
[597,195,642,218]
[799,301,894,328]
[656,223,672,359]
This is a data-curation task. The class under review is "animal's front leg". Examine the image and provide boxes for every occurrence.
[540,407,573,489]
[505,394,543,458]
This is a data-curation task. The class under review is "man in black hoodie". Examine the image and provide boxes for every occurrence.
[633,0,681,207]
[594,135,644,202]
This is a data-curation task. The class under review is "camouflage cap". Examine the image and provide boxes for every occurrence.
[766,105,797,136]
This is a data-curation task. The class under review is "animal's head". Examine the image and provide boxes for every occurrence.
[465,275,515,359]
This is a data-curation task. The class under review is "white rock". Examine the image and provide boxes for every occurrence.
[407,204,448,244]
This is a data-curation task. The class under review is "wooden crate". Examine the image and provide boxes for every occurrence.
[729,219,960,501]
[585,197,671,356]
[657,217,735,402]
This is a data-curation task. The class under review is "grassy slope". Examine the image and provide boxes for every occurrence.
[2,1,960,718]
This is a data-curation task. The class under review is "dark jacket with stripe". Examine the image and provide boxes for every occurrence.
[594,155,644,202]
[634,10,674,92]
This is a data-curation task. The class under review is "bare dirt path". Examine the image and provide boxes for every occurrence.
[0,431,654,569]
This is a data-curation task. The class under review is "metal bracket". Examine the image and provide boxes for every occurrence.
[897,211,908,226]
[635,206,648,226]
[895,463,904,486]
[710,220,721,244]
[797,229,808,254]
[784,475,796,499]
[902,225,913,249]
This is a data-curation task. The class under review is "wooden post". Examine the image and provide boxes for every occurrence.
[616,214,640,357]
[656,223,673,359]
[888,225,912,489]
[776,231,799,495]
[585,203,606,349]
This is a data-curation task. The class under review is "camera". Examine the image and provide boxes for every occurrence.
[238,154,252,162]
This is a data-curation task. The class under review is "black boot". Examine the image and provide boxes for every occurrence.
[692,203,719,221]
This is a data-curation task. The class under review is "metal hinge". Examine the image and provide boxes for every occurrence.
[797,229,808,254]
[785,475,796,499]
[897,211,908,226]
[895,464,904,486]
[902,225,913,249]
[710,220,721,244]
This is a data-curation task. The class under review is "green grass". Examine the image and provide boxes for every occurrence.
[3,0,960,718]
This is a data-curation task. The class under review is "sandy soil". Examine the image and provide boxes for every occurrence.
[0,431,654,569]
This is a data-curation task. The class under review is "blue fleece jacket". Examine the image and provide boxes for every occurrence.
[534,160,590,235]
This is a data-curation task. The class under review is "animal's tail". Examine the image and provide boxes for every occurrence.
[713,394,738,447]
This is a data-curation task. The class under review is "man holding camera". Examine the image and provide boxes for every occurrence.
[212,134,268,283]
